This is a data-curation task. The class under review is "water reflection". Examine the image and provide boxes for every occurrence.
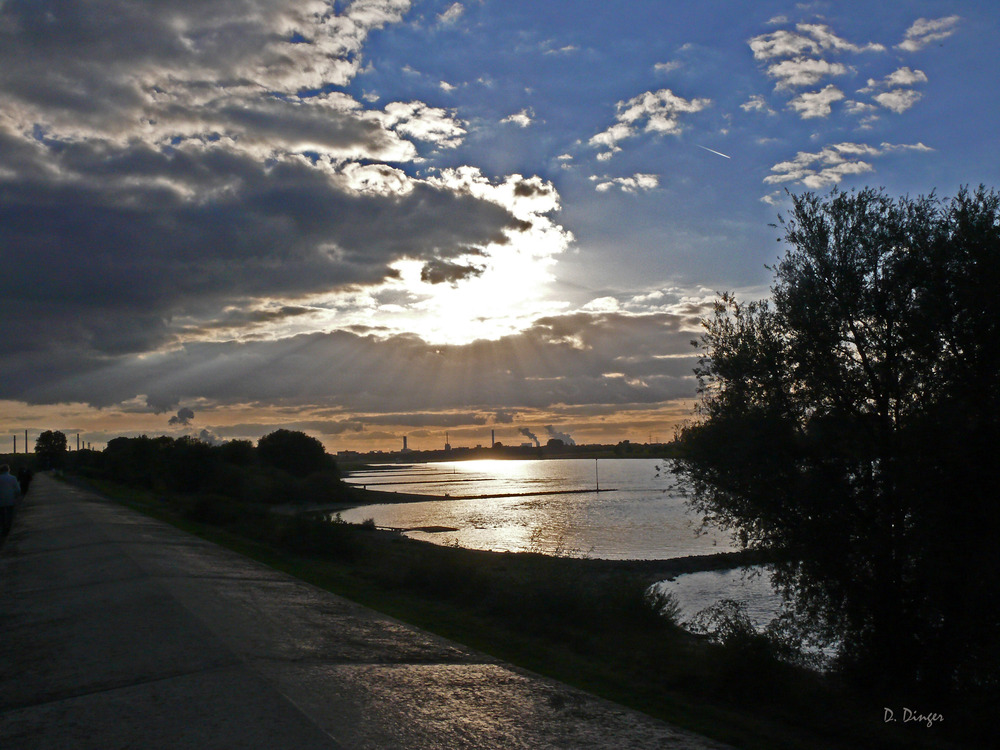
[340,459,733,560]
[652,567,782,630]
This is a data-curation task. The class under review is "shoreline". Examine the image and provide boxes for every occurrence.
[348,485,620,501]
[289,485,770,582]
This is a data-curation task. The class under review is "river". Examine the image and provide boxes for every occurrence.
[339,458,782,626]
[340,458,732,559]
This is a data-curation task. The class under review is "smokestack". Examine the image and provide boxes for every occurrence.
[491,429,495,447]
[403,436,408,451]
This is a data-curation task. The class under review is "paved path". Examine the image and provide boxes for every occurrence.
[1,474,732,749]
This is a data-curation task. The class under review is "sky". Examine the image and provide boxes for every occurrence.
[1,0,997,453]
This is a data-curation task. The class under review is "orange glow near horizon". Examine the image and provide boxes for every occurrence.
[0,398,694,455]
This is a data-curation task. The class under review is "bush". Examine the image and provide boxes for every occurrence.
[217,439,255,466]
[257,429,329,477]
[642,586,683,626]
[686,599,759,647]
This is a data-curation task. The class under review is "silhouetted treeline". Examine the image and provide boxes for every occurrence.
[69,432,347,506]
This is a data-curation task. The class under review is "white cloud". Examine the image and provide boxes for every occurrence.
[796,24,885,55]
[852,67,929,115]
[897,16,961,52]
[593,173,659,193]
[379,101,467,147]
[750,22,884,92]
[337,162,416,197]
[750,23,884,61]
[741,94,775,115]
[428,168,563,223]
[544,44,579,56]
[439,80,457,92]
[787,85,845,119]
[881,141,933,154]
[654,61,682,74]
[589,89,710,157]
[750,29,823,60]
[581,297,621,312]
[589,122,632,158]
[501,108,534,127]
[845,100,878,115]
[766,58,849,89]
[860,66,927,93]
[438,2,464,24]
[873,89,923,114]
[884,66,928,87]
[765,141,932,188]
[617,89,710,129]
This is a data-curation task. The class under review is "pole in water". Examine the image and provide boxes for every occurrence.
[595,458,599,492]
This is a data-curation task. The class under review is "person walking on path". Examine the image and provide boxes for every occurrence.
[0,464,21,539]
[16,467,32,497]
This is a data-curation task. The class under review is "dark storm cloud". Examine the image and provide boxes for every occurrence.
[0,0,683,436]
[512,180,556,199]
[0,0,533,357]
[0,311,699,413]
[0,141,515,354]
[0,1,406,110]
[183,306,318,334]
[419,258,485,285]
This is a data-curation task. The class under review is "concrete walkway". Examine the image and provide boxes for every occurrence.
[1,474,732,749]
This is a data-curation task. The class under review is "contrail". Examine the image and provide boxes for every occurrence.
[697,145,731,159]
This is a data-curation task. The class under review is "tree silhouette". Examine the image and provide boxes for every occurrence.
[35,430,68,469]
[673,187,1000,696]
[257,429,329,477]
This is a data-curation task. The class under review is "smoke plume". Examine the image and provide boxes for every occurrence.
[168,407,195,426]
[544,425,576,446]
